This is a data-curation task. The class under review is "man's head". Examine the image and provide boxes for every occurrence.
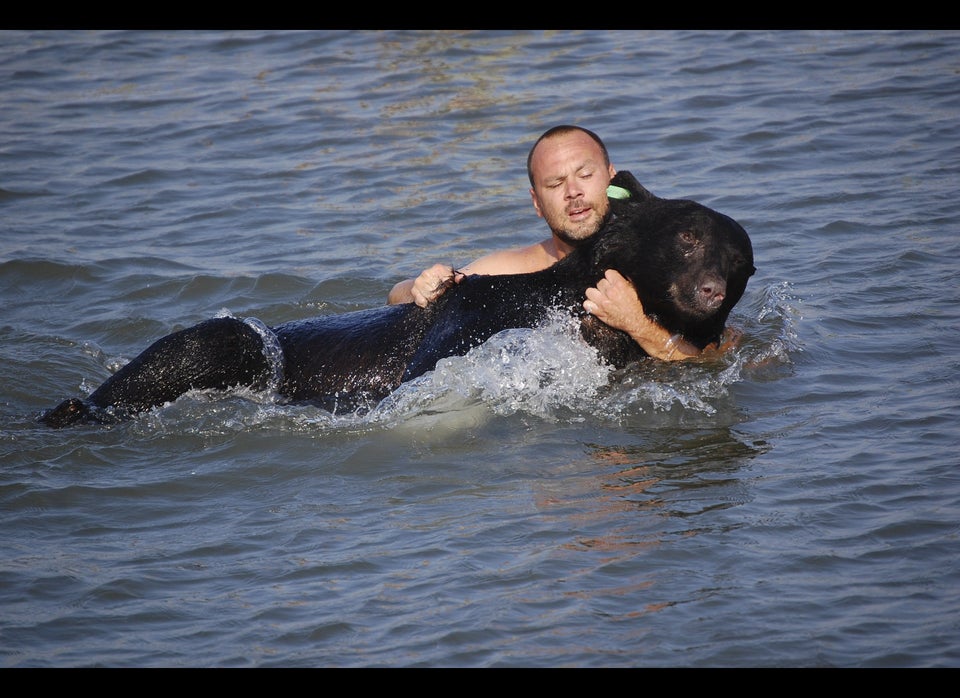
[527,125,617,247]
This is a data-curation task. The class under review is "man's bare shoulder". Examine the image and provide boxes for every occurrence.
[462,240,559,276]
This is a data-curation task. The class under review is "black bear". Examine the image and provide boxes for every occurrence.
[38,171,755,427]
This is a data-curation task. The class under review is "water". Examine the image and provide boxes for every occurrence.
[1,30,958,667]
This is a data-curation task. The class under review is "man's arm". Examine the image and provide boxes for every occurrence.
[583,269,710,361]
[387,243,553,307]
[387,278,415,305]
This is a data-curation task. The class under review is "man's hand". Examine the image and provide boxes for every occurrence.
[583,269,702,361]
[410,264,465,308]
[583,269,646,335]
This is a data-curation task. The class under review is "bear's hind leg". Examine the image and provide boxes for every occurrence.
[39,316,273,427]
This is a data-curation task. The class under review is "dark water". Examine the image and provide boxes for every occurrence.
[1,30,958,667]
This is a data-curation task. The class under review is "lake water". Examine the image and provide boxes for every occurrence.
[1,30,958,667]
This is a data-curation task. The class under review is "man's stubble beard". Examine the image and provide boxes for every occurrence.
[551,208,612,249]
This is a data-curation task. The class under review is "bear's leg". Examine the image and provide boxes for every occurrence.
[39,317,273,427]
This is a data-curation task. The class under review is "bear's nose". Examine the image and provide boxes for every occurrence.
[698,277,726,307]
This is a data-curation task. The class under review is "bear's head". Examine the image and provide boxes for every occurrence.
[590,171,756,347]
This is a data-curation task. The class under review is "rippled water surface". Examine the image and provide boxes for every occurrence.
[1,30,958,667]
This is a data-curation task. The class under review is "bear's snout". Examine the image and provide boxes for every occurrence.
[697,274,726,309]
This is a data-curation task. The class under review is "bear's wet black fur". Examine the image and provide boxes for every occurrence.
[39,171,755,427]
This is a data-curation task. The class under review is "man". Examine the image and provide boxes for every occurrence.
[387,125,719,361]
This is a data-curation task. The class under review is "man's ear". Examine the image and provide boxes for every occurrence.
[530,187,544,218]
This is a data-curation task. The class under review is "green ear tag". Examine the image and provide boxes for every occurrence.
[606,184,631,200]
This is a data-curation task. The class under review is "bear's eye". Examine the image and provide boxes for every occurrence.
[678,230,698,253]
[730,256,756,275]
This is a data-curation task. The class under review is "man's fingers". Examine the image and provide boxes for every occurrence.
[412,264,459,306]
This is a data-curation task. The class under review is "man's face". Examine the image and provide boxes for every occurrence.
[529,131,616,246]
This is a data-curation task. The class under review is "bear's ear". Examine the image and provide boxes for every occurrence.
[609,170,657,202]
